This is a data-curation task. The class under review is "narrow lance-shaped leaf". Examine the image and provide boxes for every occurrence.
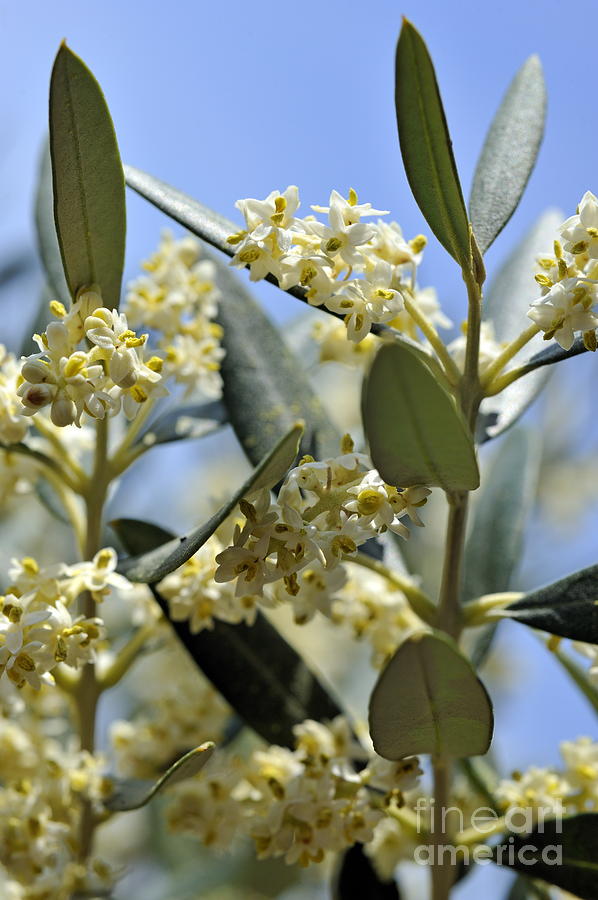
[112,519,345,748]
[491,813,598,899]
[470,56,546,254]
[463,429,539,667]
[500,563,598,644]
[104,742,215,813]
[50,43,126,308]
[362,341,479,491]
[395,20,471,270]
[116,423,303,583]
[34,142,70,305]
[478,209,563,443]
[369,630,493,759]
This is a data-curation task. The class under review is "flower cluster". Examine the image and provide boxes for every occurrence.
[496,736,598,819]
[167,715,421,868]
[0,689,113,898]
[212,437,430,624]
[17,289,166,427]
[0,346,29,446]
[125,230,225,399]
[529,191,598,350]
[0,549,128,690]
[158,535,260,634]
[228,187,431,342]
[311,284,452,370]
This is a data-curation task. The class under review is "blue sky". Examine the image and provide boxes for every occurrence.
[1,2,597,897]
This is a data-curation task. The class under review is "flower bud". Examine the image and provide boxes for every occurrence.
[50,393,77,427]
[21,359,50,384]
[109,348,137,389]
[20,382,54,411]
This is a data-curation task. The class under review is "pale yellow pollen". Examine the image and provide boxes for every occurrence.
[331,535,357,556]
[374,288,395,301]
[325,237,343,253]
[147,355,163,373]
[341,433,354,453]
[21,557,39,575]
[130,385,148,403]
[239,247,261,263]
[409,234,427,253]
[356,488,385,516]
[226,230,247,245]
[534,273,553,288]
[64,356,86,378]
[348,188,358,207]
[16,653,35,672]
[49,300,67,318]
[571,240,588,255]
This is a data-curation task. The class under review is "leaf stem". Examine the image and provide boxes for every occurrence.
[436,492,469,640]
[110,398,157,471]
[402,289,461,385]
[76,416,109,860]
[351,551,437,625]
[32,415,87,485]
[481,323,541,392]
[99,622,157,689]
[430,256,484,900]
[431,757,455,900]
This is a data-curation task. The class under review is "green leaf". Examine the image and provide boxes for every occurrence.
[34,142,70,305]
[104,742,215,812]
[49,43,126,308]
[333,844,400,899]
[362,341,479,491]
[463,429,539,667]
[116,423,303,583]
[492,813,598,899]
[470,57,546,254]
[135,400,227,446]
[395,20,471,269]
[501,563,598,643]
[369,630,493,759]
[516,335,588,375]
[478,209,563,443]
[113,518,345,748]
[109,519,174,559]
[211,248,340,464]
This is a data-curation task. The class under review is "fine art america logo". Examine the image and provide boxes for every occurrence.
[412,799,563,867]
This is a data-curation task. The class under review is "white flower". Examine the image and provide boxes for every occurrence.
[278,253,335,305]
[528,277,598,349]
[311,189,388,226]
[560,191,598,259]
[65,548,132,603]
